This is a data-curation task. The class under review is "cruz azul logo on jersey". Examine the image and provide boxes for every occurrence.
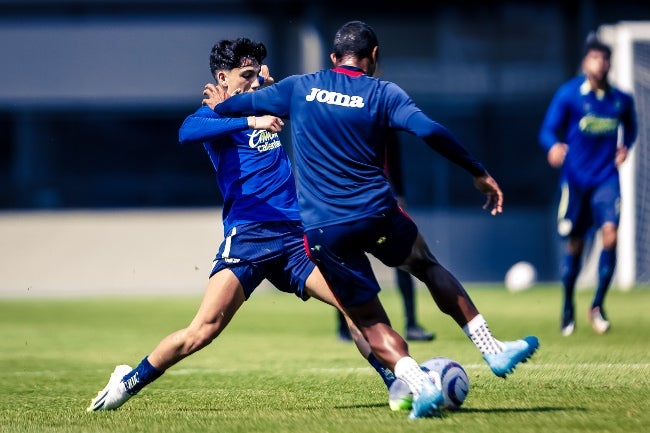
[249,129,281,152]
[578,114,618,136]
[305,88,365,108]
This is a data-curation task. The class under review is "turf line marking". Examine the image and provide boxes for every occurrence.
[4,363,649,377]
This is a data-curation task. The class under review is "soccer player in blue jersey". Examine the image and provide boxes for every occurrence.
[212,21,539,418]
[538,33,637,336]
[87,38,396,413]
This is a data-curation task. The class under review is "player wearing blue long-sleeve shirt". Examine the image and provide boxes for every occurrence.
[539,34,637,336]
[213,21,539,418]
[87,37,396,413]
[179,105,298,235]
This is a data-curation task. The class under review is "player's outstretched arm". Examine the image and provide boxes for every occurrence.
[473,174,504,216]
[199,83,284,133]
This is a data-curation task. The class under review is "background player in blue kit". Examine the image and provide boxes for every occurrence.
[87,38,396,413]
[213,21,539,418]
[538,33,637,336]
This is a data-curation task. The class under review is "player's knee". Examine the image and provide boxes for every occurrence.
[184,324,221,353]
[567,237,585,255]
[601,224,618,249]
[404,255,436,281]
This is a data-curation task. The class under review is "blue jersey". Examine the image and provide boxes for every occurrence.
[178,106,301,234]
[215,66,486,230]
[538,75,637,188]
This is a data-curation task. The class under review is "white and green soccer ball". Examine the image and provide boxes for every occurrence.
[388,357,470,411]
[504,261,537,292]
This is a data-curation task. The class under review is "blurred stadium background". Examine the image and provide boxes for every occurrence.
[1,0,649,295]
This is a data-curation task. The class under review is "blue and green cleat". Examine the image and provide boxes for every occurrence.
[483,336,539,378]
[408,380,444,419]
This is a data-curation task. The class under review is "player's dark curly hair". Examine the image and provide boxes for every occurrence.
[209,38,267,76]
[332,20,378,60]
[583,31,611,58]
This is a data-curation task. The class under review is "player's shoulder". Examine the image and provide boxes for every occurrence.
[180,105,220,126]
[193,104,220,117]
[280,70,331,90]
[549,76,583,104]
[372,77,409,99]
[608,85,634,103]
[559,75,584,93]
[294,69,332,81]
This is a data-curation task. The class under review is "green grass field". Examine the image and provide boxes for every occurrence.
[1,284,648,433]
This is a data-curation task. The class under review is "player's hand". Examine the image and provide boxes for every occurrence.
[202,83,230,109]
[248,115,284,132]
[258,65,275,87]
[473,173,504,216]
[615,146,628,167]
[547,142,568,168]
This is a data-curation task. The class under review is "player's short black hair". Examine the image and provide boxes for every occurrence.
[210,38,267,76]
[332,20,379,60]
[583,32,611,58]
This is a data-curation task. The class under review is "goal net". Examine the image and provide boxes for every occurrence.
[597,22,650,289]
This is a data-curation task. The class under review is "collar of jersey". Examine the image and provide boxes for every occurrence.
[580,77,609,100]
[332,65,365,76]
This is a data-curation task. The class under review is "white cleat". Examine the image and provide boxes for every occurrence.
[589,307,611,334]
[87,365,133,412]
[560,320,575,337]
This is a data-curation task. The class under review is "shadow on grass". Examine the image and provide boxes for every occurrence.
[456,406,586,414]
[334,403,586,414]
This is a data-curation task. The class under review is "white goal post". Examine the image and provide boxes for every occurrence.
[593,21,650,290]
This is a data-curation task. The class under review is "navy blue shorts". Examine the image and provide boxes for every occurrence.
[557,176,621,238]
[304,206,418,307]
[209,221,314,300]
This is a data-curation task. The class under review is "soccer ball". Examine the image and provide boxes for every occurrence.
[421,357,470,410]
[504,261,537,292]
[388,357,470,411]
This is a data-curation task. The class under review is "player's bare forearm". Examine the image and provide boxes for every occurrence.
[473,174,504,216]
[201,84,282,132]
[248,115,284,132]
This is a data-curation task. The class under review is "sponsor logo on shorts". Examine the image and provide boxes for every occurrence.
[224,257,241,264]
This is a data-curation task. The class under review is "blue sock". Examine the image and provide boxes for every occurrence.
[561,254,581,318]
[367,353,395,389]
[593,249,616,309]
[122,356,164,396]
